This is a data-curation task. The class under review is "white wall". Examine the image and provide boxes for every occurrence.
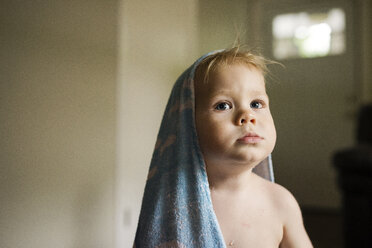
[116,0,199,246]
[0,1,117,247]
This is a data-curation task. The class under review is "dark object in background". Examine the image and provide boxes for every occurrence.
[357,105,372,144]
[334,104,372,248]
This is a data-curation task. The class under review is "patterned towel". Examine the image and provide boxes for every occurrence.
[134,51,274,248]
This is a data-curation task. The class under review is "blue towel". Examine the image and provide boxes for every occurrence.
[134,51,274,247]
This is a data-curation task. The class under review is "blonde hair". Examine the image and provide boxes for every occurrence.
[194,46,273,85]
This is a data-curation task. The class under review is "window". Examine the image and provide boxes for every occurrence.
[272,8,346,59]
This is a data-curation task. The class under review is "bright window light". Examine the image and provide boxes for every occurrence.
[272,8,346,59]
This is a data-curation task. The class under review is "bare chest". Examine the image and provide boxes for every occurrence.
[212,195,283,248]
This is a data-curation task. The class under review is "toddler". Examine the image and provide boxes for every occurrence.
[134,47,313,248]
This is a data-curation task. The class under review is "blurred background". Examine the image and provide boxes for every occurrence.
[1,0,371,248]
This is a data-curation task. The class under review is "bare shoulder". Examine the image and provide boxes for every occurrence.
[253,175,313,248]
[252,173,296,209]
[265,181,300,214]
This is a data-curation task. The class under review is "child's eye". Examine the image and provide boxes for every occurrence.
[250,100,264,109]
[215,102,232,111]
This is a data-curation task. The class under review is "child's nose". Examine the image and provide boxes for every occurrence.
[237,112,256,126]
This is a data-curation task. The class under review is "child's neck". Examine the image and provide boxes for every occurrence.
[206,162,257,193]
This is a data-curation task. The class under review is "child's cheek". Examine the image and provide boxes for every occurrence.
[267,118,277,151]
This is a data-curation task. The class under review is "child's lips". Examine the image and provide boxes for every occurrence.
[237,132,263,144]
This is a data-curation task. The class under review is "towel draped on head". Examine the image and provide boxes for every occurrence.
[134,51,274,248]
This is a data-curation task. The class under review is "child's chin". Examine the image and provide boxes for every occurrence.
[233,155,267,167]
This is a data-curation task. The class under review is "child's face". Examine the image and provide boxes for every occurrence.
[195,64,276,168]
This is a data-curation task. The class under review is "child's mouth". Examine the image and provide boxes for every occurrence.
[237,132,263,144]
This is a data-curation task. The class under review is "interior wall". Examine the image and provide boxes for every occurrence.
[358,0,372,104]
[116,0,199,246]
[0,1,117,248]
[198,0,250,53]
